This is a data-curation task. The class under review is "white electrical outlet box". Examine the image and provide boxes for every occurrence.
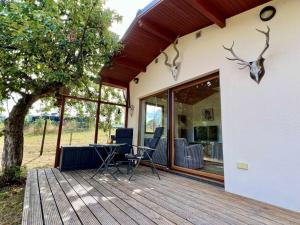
[237,162,248,170]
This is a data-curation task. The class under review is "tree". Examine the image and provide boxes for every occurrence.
[0,102,5,115]
[0,0,121,179]
[99,85,124,139]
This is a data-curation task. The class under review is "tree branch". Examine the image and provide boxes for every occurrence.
[76,1,98,67]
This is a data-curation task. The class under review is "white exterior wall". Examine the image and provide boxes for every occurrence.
[128,0,300,212]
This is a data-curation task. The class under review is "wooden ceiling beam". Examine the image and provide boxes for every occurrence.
[114,57,146,73]
[138,19,177,43]
[138,28,170,46]
[184,0,226,28]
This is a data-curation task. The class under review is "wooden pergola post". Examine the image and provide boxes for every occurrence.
[125,86,130,128]
[94,81,102,144]
[54,96,65,168]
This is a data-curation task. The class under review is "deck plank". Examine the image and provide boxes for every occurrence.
[148,168,300,224]
[28,169,44,225]
[44,169,81,225]
[38,169,63,225]
[69,171,152,225]
[133,173,259,225]
[138,171,281,225]
[79,170,194,225]
[77,170,176,225]
[141,172,274,223]
[79,170,193,225]
[51,168,102,225]
[21,171,33,225]
[57,170,121,225]
[85,170,227,225]
[22,167,300,225]
[142,171,285,225]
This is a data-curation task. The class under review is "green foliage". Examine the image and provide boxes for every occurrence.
[23,118,58,135]
[31,118,45,135]
[0,0,121,101]
[0,166,25,187]
[99,86,124,137]
[11,166,22,182]
[0,102,4,114]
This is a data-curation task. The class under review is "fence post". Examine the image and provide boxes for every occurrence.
[39,119,48,156]
[69,131,73,145]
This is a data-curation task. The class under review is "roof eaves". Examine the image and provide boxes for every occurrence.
[136,0,161,18]
[120,0,162,42]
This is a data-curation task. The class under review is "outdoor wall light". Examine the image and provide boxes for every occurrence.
[133,78,139,84]
[260,6,276,21]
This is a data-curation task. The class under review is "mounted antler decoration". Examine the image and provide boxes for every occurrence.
[223,26,270,84]
[161,37,180,81]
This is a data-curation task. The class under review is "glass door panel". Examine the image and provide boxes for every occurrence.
[172,76,224,177]
[139,91,168,166]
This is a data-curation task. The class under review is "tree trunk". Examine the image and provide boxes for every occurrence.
[1,96,34,179]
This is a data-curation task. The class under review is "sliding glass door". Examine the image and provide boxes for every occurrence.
[138,74,224,181]
[171,75,224,180]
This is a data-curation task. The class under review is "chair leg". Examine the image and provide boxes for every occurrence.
[114,161,123,175]
[127,162,130,175]
[151,167,154,174]
[127,161,133,175]
[129,158,141,181]
[149,158,160,180]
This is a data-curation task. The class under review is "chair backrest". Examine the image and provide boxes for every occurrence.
[115,128,133,154]
[174,138,188,167]
[144,127,164,159]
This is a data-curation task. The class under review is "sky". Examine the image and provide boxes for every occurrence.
[1,0,152,117]
[105,0,152,38]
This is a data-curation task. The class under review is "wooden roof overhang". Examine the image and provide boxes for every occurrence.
[100,0,270,88]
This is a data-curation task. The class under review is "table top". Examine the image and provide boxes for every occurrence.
[89,143,127,147]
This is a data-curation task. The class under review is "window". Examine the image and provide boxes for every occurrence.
[145,103,163,133]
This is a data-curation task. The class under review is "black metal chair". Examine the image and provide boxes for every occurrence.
[126,127,164,180]
[113,128,133,174]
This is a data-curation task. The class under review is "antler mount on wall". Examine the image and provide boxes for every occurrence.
[161,37,180,81]
[223,26,270,84]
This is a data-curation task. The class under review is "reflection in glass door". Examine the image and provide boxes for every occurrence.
[172,76,224,179]
[139,92,168,166]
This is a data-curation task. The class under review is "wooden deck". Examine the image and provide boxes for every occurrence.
[22,167,300,225]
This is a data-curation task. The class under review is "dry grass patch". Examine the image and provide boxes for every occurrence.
[0,185,24,225]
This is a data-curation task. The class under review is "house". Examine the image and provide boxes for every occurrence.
[99,0,300,212]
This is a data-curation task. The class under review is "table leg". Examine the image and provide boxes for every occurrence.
[105,146,120,180]
[91,144,126,180]
[91,147,106,178]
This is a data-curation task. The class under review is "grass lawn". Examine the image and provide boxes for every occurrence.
[0,185,24,225]
[0,128,108,171]
[0,127,109,225]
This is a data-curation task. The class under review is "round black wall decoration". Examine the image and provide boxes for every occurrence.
[260,6,276,21]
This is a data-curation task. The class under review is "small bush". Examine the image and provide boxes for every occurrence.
[0,166,26,188]
[24,119,58,136]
